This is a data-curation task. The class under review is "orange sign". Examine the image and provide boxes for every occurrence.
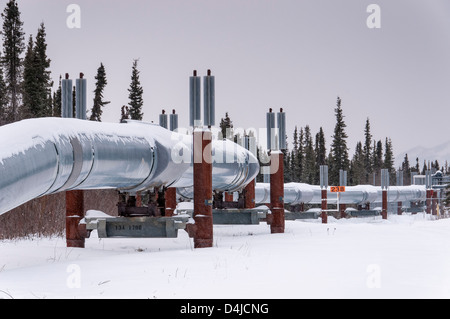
[330,186,346,193]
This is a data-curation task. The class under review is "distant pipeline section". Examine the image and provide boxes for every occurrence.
[255,183,427,206]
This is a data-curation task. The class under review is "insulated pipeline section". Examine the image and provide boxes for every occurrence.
[337,185,378,205]
[0,120,158,215]
[255,183,426,206]
[0,139,59,214]
[174,138,260,199]
[284,183,314,205]
[0,118,259,216]
[70,135,154,190]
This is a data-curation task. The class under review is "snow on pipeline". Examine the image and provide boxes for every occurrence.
[1,211,450,299]
[0,117,259,215]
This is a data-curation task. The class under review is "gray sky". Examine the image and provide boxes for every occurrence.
[16,0,450,166]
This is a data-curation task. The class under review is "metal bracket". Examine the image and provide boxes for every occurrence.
[85,215,190,238]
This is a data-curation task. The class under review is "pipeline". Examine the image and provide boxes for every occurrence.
[0,117,428,216]
[255,183,427,206]
[0,118,259,216]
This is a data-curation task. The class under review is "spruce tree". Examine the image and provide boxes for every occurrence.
[52,75,62,117]
[291,126,300,181]
[302,125,316,184]
[289,151,296,181]
[292,126,299,157]
[1,0,25,122]
[384,138,394,167]
[350,141,364,185]
[0,59,7,123]
[296,127,304,182]
[384,137,395,184]
[284,149,292,183]
[314,127,327,184]
[402,154,411,186]
[414,157,420,173]
[128,59,144,120]
[363,118,373,183]
[89,63,110,122]
[315,127,326,166]
[329,97,350,185]
[34,22,52,117]
[421,160,427,175]
[22,34,37,118]
[373,140,383,185]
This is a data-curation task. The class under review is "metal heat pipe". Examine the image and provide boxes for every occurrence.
[0,118,259,216]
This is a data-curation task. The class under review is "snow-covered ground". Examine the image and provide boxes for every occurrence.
[1,211,450,299]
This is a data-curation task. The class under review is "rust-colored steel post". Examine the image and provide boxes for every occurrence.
[426,189,432,214]
[66,190,85,248]
[381,189,388,220]
[340,203,347,219]
[432,190,437,216]
[224,192,233,202]
[193,129,213,248]
[244,179,256,209]
[136,192,142,207]
[270,151,284,233]
[165,188,177,217]
[321,189,327,224]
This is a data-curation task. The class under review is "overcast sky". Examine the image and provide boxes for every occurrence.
[15,0,450,165]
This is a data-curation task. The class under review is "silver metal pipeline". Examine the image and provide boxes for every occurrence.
[0,118,259,215]
[255,183,426,206]
[174,134,257,199]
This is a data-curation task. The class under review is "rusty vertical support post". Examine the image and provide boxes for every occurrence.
[165,188,177,217]
[426,170,432,214]
[224,192,233,202]
[270,151,284,233]
[397,170,403,215]
[340,204,347,219]
[321,189,328,224]
[193,129,213,248]
[66,190,85,248]
[439,189,444,218]
[426,189,432,214]
[136,192,142,207]
[339,169,347,218]
[65,72,87,247]
[432,190,437,216]
[320,165,328,224]
[381,168,389,220]
[244,179,256,209]
[166,108,179,218]
[243,134,256,209]
[381,190,388,220]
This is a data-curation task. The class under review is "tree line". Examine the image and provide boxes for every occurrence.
[279,96,396,186]
[221,96,447,188]
[284,97,449,187]
[0,0,144,125]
